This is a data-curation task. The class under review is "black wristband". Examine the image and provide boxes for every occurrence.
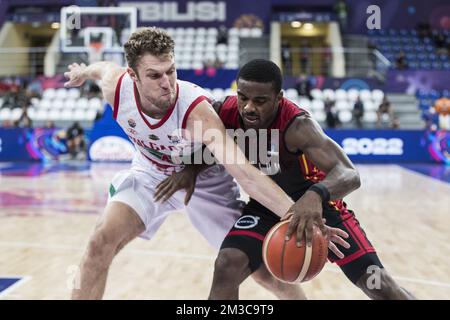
[308,183,330,203]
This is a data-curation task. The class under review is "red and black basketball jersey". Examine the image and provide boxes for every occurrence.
[219,96,326,214]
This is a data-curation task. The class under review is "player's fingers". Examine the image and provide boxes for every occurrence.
[305,219,314,247]
[315,216,327,236]
[184,186,194,205]
[284,213,297,240]
[330,235,351,249]
[328,242,344,259]
[281,210,293,221]
[154,181,173,202]
[80,63,86,68]
[155,178,171,192]
[295,219,306,247]
[329,226,349,239]
[161,186,177,203]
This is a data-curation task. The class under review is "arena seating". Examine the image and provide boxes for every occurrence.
[166,27,263,70]
[368,29,450,70]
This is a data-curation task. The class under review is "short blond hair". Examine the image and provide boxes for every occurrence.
[124,27,175,72]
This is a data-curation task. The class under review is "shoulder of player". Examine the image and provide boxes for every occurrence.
[103,68,127,106]
[177,80,213,102]
[285,113,321,149]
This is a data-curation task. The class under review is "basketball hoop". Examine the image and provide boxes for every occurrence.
[88,42,105,64]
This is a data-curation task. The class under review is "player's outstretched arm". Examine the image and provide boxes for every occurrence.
[63,61,126,106]
[185,100,294,218]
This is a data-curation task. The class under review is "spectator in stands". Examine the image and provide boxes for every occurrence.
[217,25,228,45]
[44,120,56,129]
[395,51,408,70]
[295,74,312,100]
[334,0,348,32]
[367,41,378,71]
[324,98,340,128]
[353,96,364,128]
[1,120,14,128]
[26,78,43,98]
[417,22,432,38]
[377,97,396,128]
[66,121,85,159]
[14,106,33,129]
[81,81,102,99]
[433,33,448,56]
[300,40,311,74]
[281,41,292,75]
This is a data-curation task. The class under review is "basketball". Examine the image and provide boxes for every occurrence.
[262,220,328,283]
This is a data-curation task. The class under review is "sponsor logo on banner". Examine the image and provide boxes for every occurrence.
[89,136,135,161]
[342,138,404,155]
[234,215,260,229]
[120,1,226,22]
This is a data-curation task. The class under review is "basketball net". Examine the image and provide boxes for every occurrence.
[88,42,105,64]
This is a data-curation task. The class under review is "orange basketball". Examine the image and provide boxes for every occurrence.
[262,220,328,283]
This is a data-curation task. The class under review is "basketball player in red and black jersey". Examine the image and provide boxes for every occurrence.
[155,59,415,300]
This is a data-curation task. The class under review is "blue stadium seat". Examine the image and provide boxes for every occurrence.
[417,53,427,61]
[415,45,425,52]
[403,45,413,52]
[388,29,398,36]
[408,61,419,69]
[429,90,441,100]
[432,62,442,69]
[420,62,431,69]
[416,90,429,99]
[425,45,435,52]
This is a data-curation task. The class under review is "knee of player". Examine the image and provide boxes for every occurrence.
[213,249,249,281]
[86,229,117,261]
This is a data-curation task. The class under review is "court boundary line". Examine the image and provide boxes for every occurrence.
[0,275,32,299]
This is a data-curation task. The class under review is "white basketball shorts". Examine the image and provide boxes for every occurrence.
[107,155,244,250]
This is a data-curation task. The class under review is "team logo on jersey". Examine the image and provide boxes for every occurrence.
[128,119,136,128]
[127,128,137,135]
[167,134,180,143]
[149,134,160,141]
[234,215,260,229]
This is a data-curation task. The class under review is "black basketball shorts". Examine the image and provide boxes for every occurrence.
[220,200,383,284]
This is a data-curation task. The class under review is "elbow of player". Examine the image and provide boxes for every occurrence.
[352,170,361,190]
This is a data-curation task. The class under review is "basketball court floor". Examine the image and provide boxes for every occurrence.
[0,162,449,299]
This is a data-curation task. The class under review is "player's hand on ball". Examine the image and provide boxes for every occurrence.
[281,190,350,258]
[282,190,327,247]
[64,63,88,88]
[154,166,197,205]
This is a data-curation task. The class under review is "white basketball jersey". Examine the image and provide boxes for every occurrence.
[113,72,213,175]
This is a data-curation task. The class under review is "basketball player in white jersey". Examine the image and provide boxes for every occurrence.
[64,27,348,299]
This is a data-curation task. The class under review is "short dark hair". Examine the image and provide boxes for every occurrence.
[237,59,282,93]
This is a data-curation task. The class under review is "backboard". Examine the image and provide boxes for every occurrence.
[60,6,137,54]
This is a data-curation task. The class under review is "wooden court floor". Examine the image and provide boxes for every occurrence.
[0,162,449,300]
